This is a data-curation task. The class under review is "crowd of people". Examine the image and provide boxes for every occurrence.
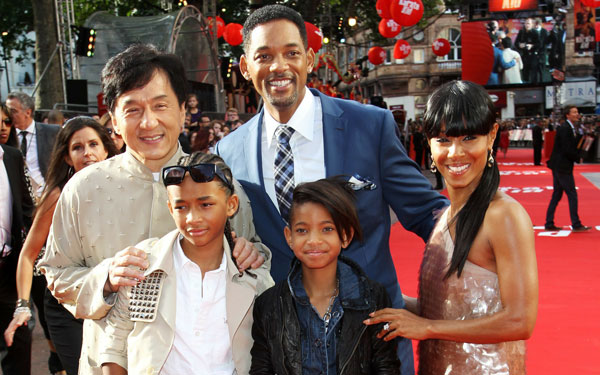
[11,3,600,375]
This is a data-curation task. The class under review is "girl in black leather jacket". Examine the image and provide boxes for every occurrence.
[250,178,401,375]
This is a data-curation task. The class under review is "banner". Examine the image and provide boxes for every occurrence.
[574,0,596,53]
[545,81,597,108]
[489,0,538,12]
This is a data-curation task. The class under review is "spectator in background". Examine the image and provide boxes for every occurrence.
[200,115,211,128]
[6,92,60,198]
[47,110,65,127]
[532,119,544,166]
[212,119,225,140]
[501,38,523,84]
[0,103,18,147]
[4,117,118,375]
[186,94,202,128]
[99,113,126,154]
[225,107,239,128]
[1,141,35,375]
[545,105,590,232]
[231,119,244,132]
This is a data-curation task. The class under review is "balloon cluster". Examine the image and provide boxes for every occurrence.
[207,16,243,46]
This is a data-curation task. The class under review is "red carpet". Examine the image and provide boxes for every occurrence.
[390,148,600,374]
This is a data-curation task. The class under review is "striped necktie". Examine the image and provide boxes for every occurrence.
[274,125,295,223]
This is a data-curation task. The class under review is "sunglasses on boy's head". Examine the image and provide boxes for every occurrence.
[162,163,232,189]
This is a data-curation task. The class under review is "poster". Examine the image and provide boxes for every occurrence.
[574,0,596,53]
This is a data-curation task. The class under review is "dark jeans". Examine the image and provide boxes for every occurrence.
[44,289,83,375]
[0,302,31,375]
[545,169,581,227]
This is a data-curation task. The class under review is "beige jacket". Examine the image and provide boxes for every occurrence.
[38,148,271,374]
[100,230,274,374]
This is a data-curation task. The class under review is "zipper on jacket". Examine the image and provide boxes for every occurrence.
[278,295,290,375]
[339,324,368,374]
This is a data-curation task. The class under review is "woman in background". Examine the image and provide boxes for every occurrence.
[0,103,18,147]
[4,117,118,375]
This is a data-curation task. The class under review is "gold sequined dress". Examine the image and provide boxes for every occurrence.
[417,208,526,375]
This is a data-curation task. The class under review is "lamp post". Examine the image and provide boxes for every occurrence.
[1,31,10,93]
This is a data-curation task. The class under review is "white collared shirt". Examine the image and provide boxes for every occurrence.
[261,88,326,211]
[161,236,234,375]
[0,148,13,254]
[16,120,44,196]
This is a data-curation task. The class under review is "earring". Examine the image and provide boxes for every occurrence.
[67,166,74,178]
[487,152,494,168]
[430,156,437,173]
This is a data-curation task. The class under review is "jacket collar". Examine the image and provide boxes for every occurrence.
[287,256,371,310]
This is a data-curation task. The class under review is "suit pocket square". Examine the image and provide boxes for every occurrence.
[348,174,377,191]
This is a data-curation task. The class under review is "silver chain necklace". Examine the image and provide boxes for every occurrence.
[322,278,340,332]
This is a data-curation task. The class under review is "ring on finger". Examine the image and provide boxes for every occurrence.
[383,323,390,331]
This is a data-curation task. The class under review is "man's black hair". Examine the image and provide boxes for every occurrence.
[242,5,307,54]
[101,44,189,113]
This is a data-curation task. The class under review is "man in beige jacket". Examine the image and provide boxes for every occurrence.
[39,44,269,374]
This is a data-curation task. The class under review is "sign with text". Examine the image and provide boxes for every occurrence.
[545,81,597,108]
[489,0,538,12]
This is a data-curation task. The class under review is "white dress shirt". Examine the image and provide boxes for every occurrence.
[16,120,44,196]
[0,148,13,255]
[261,88,326,211]
[161,237,234,375]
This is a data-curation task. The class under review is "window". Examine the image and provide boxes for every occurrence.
[438,27,461,61]
[413,48,424,64]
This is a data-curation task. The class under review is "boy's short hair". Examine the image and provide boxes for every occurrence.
[289,176,363,244]
[174,151,234,195]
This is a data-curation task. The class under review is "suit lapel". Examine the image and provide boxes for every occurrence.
[225,242,257,343]
[150,231,178,331]
[315,90,348,176]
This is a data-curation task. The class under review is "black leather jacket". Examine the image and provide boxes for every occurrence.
[250,257,401,375]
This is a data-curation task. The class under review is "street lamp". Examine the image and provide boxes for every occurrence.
[348,17,357,27]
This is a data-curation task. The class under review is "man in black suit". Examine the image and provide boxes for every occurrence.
[532,119,544,166]
[6,92,59,197]
[0,144,34,374]
[545,106,590,232]
[515,18,541,84]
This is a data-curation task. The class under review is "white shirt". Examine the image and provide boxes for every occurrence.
[16,120,44,196]
[0,148,13,255]
[261,88,326,211]
[161,237,234,375]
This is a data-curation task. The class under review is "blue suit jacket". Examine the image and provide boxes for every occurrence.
[216,89,448,303]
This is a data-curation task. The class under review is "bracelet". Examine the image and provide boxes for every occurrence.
[16,298,30,308]
[13,306,31,318]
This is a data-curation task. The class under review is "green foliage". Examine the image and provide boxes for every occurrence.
[0,1,34,64]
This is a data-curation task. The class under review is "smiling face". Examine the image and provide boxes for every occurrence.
[284,201,351,272]
[0,109,12,144]
[167,175,238,254]
[240,19,314,124]
[111,70,185,172]
[64,126,109,172]
[429,125,497,194]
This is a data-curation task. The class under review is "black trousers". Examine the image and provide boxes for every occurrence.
[44,289,83,375]
[0,301,31,375]
[533,144,543,165]
[545,169,582,227]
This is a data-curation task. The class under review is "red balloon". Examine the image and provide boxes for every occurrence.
[393,39,411,59]
[378,18,402,38]
[304,22,323,52]
[207,16,225,38]
[368,46,387,65]
[461,22,494,85]
[390,0,424,27]
[376,0,393,19]
[223,23,243,46]
[432,38,451,56]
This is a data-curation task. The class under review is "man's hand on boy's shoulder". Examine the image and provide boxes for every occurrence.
[231,232,265,272]
[104,247,149,296]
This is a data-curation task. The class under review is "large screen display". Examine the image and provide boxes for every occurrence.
[461,15,566,88]
[489,0,538,12]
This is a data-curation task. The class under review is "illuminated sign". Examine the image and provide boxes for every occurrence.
[489,0,538,12]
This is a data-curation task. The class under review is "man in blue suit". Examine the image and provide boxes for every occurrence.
[215,5,448,373]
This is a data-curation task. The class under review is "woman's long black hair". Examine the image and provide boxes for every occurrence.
[423,80,499,279]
